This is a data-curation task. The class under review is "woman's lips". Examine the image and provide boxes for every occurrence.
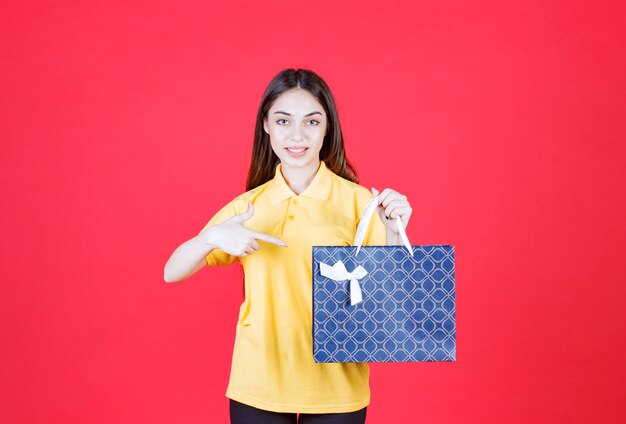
[286,147,308,158]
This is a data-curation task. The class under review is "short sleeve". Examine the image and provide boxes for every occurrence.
[198,198,241,267]
[355,187,387,246]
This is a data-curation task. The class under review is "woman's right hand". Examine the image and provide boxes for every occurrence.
[203,200,287,257]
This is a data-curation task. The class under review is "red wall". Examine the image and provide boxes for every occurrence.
[1,1,625,423]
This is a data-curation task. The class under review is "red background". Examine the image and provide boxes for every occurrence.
[1,1,625,423]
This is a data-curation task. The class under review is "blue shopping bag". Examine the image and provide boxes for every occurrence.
[312,195,456,363]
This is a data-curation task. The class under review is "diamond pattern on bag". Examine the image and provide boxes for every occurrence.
[312,245,456,362]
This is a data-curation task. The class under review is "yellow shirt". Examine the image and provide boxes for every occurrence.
[199,160,386,413]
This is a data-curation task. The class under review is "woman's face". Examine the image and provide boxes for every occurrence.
[263,88,328,170]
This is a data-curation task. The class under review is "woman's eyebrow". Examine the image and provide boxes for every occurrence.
[273,110,322,117]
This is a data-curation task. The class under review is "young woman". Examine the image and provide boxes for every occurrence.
[164,68,412,424]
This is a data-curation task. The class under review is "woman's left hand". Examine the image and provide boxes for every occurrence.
[371,187,412,234]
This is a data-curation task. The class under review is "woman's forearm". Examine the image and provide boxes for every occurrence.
[164,228,216,283]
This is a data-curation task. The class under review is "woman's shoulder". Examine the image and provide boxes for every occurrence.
[328,172,374,214]
[330,172,372,199]
[224,180,272,211]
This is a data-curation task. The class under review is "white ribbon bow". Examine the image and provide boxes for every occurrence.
[320,260,368,306]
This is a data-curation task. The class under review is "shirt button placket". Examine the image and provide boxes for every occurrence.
[287,198,297,222]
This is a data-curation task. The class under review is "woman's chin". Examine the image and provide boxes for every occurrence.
[282,156,319,167]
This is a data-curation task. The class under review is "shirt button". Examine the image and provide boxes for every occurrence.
[288,215,294,219]
[293,199,298,204]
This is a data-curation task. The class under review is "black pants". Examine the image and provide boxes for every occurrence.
[229,399,367,424]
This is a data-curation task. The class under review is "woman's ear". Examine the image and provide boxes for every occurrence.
[263,118,269,134]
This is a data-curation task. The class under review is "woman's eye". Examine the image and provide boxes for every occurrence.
[307,119,320,125]
[276,119,288,125]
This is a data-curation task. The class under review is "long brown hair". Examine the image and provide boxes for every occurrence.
[245,68,359,190]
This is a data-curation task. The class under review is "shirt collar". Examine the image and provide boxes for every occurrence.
[267,160,332,205]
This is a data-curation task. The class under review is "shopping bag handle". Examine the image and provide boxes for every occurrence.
[353,194,414,257]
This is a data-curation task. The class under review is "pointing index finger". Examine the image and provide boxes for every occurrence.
[247,229,288,247]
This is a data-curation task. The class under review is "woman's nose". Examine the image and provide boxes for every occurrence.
[291,123,304,140]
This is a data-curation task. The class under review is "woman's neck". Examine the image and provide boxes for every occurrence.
[280,160,321,195]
